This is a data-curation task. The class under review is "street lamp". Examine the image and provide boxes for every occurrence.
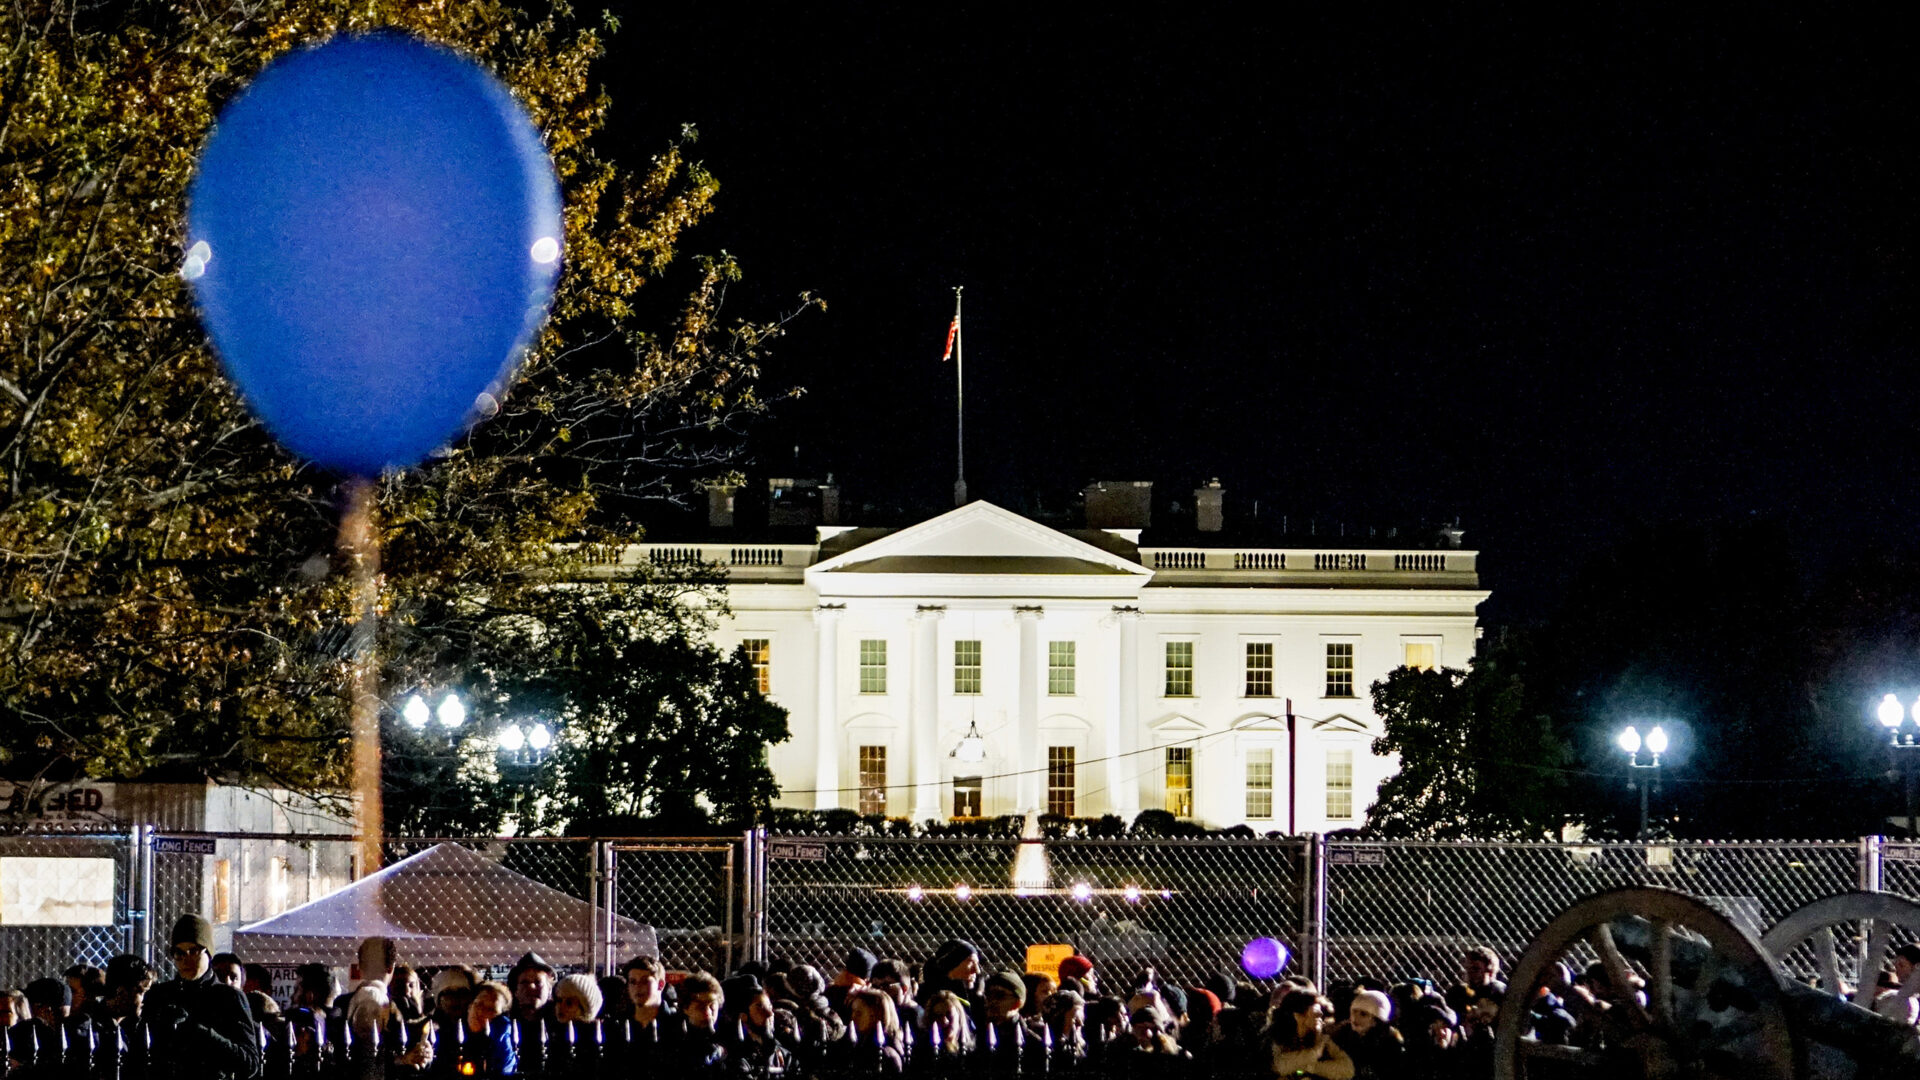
[1618,724,1668,839]
[495,721,554,766]
[401,692,464,745]
[1876,693,1920,838]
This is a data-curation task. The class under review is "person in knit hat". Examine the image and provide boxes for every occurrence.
[141,914,261,1080]
[1331,987,1403,1076]
[916,939,982,1007]
[1057,954,1096,993]
[826,947,875,1018]
[554,974,603,1022]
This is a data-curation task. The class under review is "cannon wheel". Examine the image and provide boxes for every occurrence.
[1761,891,1920,1008]
[1494,886,1800,1080]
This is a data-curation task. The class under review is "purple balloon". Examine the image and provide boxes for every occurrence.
[1241,937,1290,979]
[186,32,563,475]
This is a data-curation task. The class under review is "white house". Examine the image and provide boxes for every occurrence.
[629,496,1485,831]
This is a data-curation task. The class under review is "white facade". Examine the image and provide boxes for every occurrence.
[639,502,1485,831]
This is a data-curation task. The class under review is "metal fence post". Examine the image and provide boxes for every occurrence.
[749,827,769,965]
[584,840,601,974]
[1861,835,1885,892]
[139,826,157,966]
[1305,833,1328,989]
[125,826,144,959]
[599,841,616,976]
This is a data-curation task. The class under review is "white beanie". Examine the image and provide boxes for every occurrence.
[557,973,603,1020]
[1350,989,1393,1023]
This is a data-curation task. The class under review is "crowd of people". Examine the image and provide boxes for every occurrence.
[8,914,1920,1078]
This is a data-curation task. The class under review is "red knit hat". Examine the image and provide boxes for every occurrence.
[1057,955,1094,982]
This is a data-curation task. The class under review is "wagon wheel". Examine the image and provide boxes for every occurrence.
[1494,886,1799,1080]
[1760,891,1920,1007]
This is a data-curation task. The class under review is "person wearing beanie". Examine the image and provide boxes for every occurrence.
[554,974,603,1022]
[141,913,261,1080]
[978,971,1028,1069]
[916,939,982,1008]
[1057,954,1096,992]
[1331,986,1403,1078]
[827,947,876,1018]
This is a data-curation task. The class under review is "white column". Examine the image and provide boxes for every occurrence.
[1114,606,1141,815]
[813,604,844,810]
[1015,606,1044,813]
[910,605,945,822]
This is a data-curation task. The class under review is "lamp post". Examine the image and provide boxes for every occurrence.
[1617,724,1668,839]
[1876,694,1920,838]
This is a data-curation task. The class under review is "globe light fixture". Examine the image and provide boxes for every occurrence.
[951,719,987,763]
[437,694,466,730]
[496,725,526,753]
[402,694,430,731]
[1619,722,1671,839]
[1875,692,1920,838]
[527,723,553,752]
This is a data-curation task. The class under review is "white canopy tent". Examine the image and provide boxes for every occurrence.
[235,841,654,969]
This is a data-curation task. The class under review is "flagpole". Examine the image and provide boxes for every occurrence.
[953,286,967,506]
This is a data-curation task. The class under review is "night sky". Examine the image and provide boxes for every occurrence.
[599,8,1914,622]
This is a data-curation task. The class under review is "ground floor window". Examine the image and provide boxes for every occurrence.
[858,745,887,816]
[1048,747,1076,817]
[1166,747,1194,817]
[1246,748,1274,819]
[1326,748,1354,820]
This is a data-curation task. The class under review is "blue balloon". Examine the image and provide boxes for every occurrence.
[1241,936,1290,980]
[186,32,562,475]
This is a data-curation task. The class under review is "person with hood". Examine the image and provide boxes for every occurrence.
[1330,990,1403,1079]
[916,940,982,1010]
[142,914,261,1080]
[783,957,844,1060]
[1040,989,1088,1073]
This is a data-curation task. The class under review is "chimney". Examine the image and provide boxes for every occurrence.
[1083,480,1153,529]
[1194,479,1224,532]
[707,483,737,529]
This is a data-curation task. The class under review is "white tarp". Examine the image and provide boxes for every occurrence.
[235,842,655,969]
[0,856,116,925]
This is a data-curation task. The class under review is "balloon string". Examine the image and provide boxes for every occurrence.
[340,476,385,875]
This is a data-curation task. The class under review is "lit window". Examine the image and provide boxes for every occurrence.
[742,638,771,693]
[1165,747,1193,818]
[953,776,982,819]
[1048,747,1076,817]
[859,745,888,816]
[213,859,232,923]
[1049,641,1076,696]
[860,640,888,694]
[1326,642,1354,697]
[954,640,982,695]
[1327,749,1354,820]
[1165,641,1194,697]
[1404,642,1436,672]
[1245,642,1274,697]
[268,856,290,917]
[1246,748,1274,819]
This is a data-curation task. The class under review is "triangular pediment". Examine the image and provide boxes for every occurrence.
[809,502,1151,578]
[1312,713,1373,735]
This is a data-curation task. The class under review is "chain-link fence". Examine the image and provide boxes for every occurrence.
[1323,838,1864,986]
[762,836,1310,988]
[609,839,744,975]
[1,829,1913,996]
[0,832,133,988]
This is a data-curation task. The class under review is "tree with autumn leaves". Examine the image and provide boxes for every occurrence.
[0,0,807,832]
